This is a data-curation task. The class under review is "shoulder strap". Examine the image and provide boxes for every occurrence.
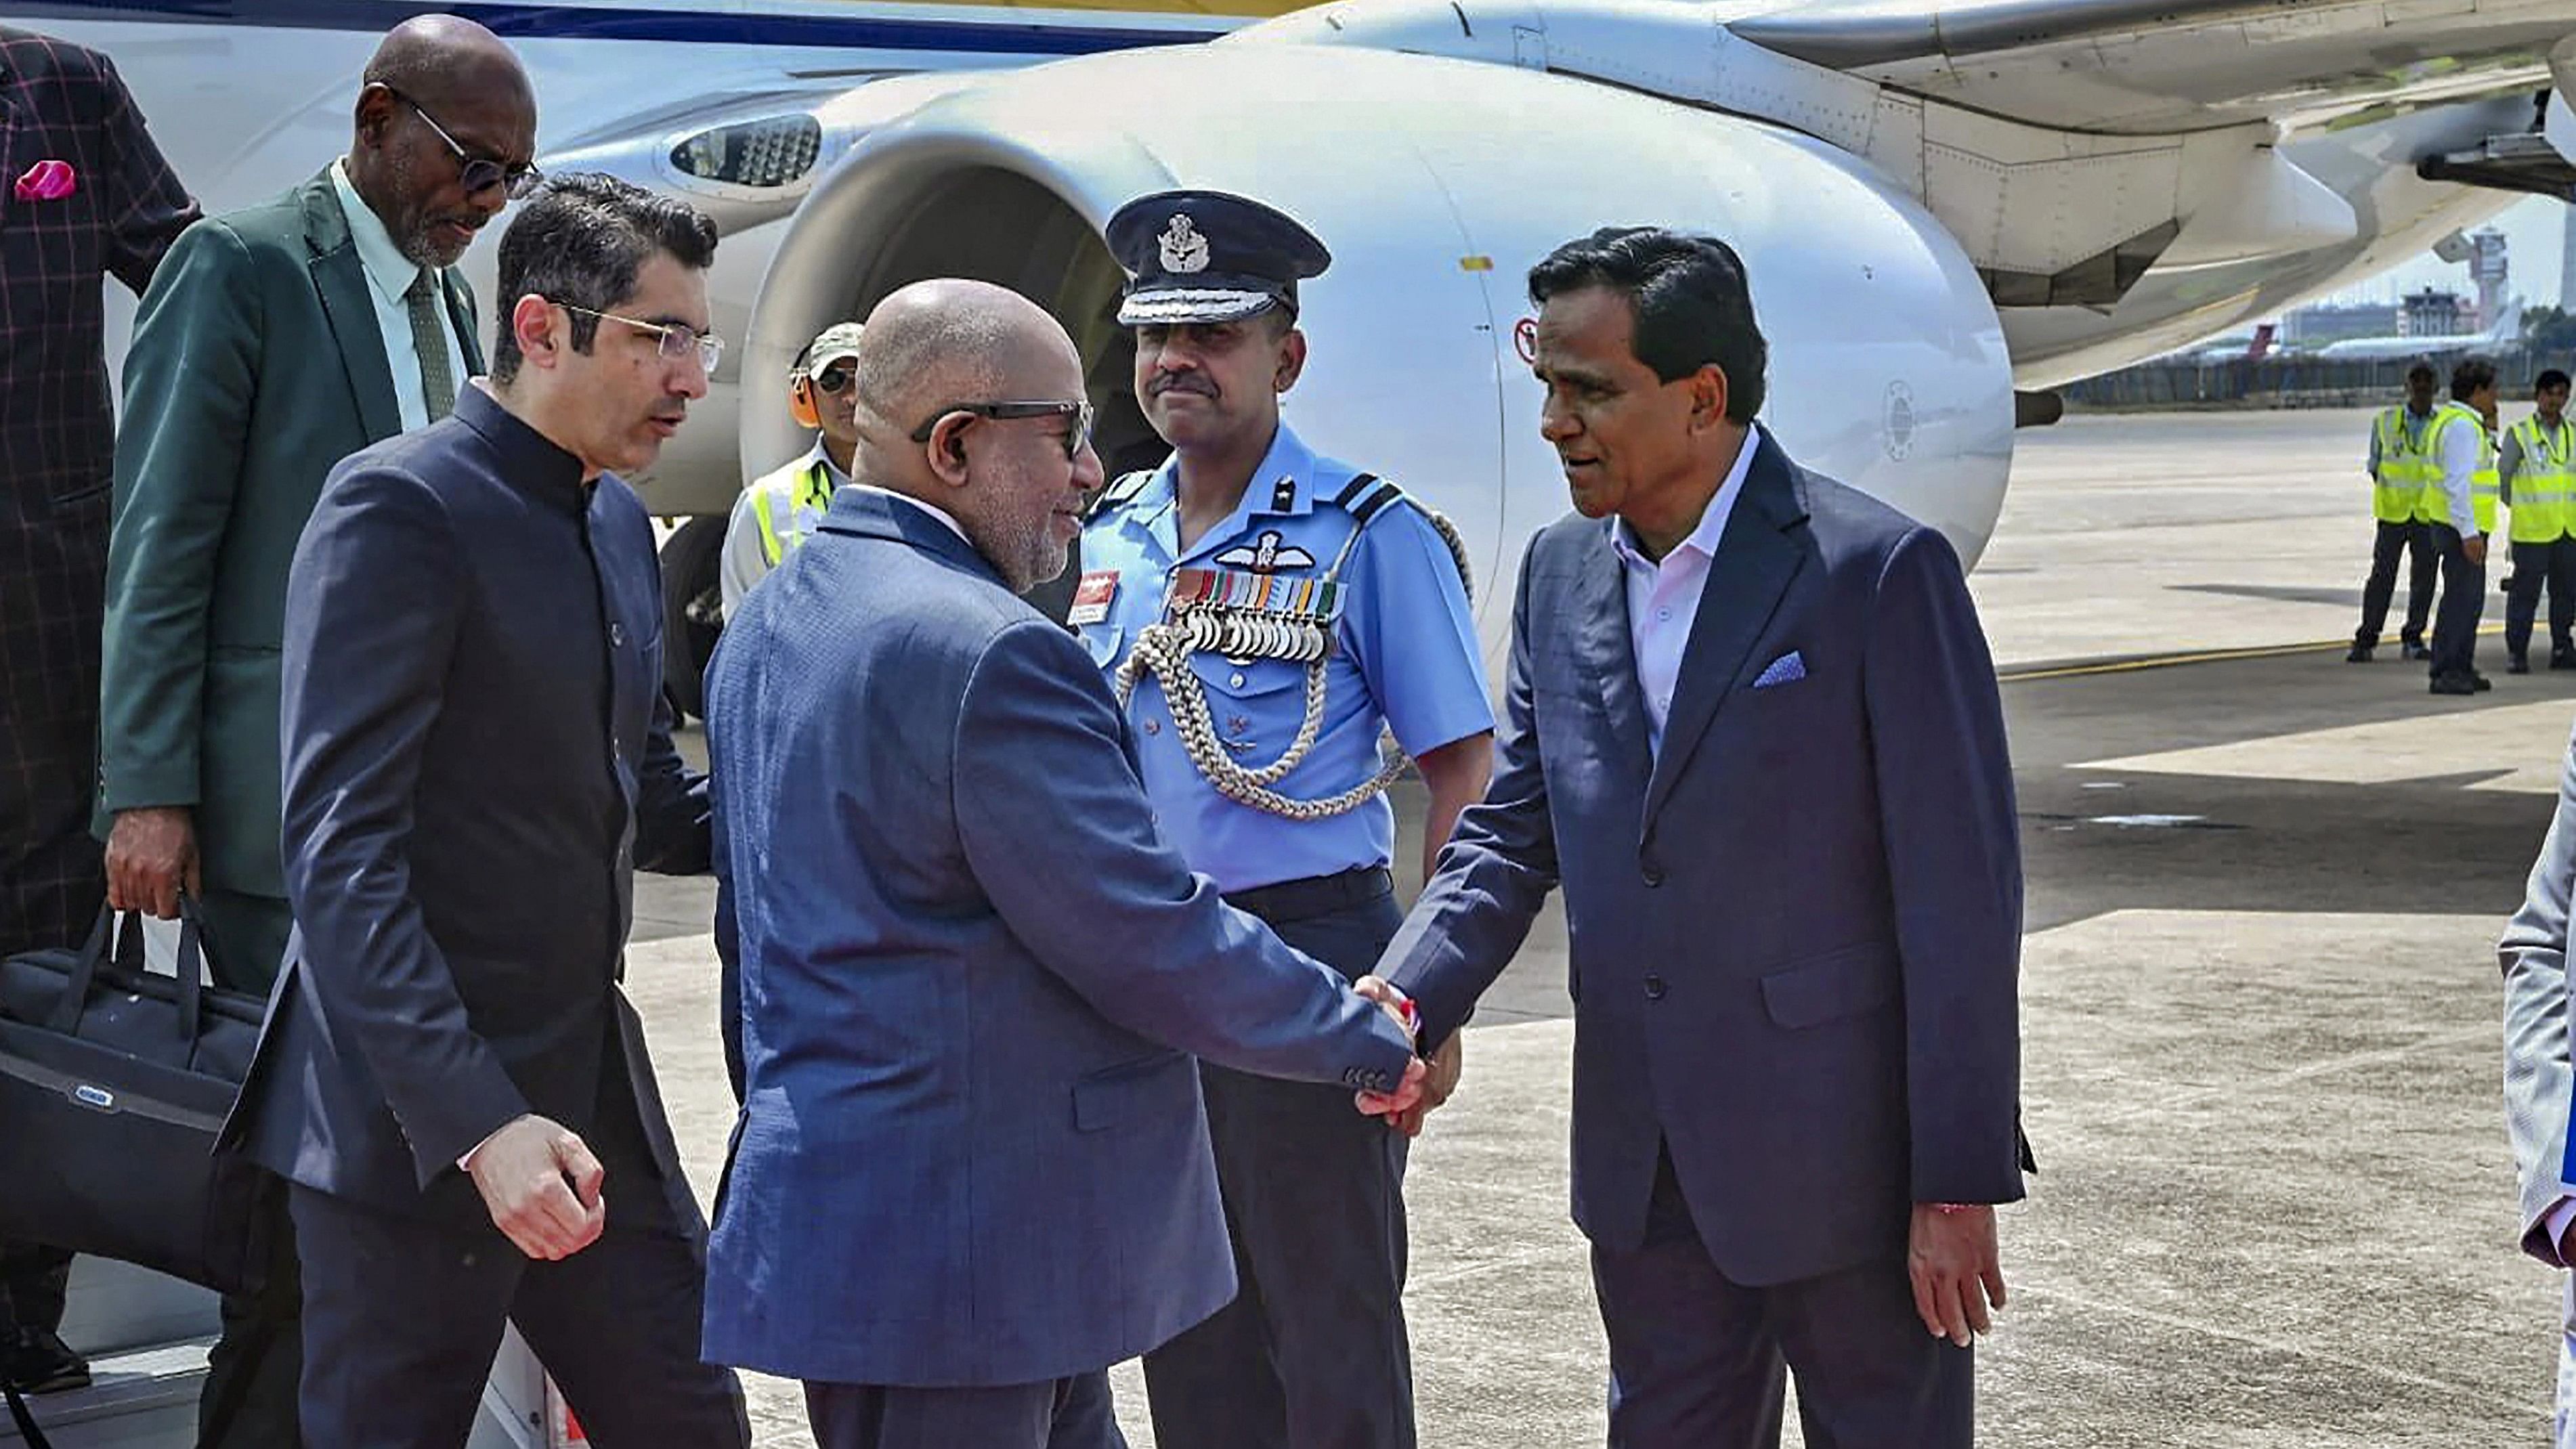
[1085,469,1155,523]
[1327,472,1408,529]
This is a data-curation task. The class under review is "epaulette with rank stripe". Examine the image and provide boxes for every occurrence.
[1083,469,1155,523]
[1327,473,1408,527]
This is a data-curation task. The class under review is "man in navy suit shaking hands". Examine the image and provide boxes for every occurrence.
[699,278,1427,1449]
[1377,228,2029,1448]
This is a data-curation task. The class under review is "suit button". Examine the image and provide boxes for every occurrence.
[609,621,626,647]
[1641,866,1665,888]
[1644,975,1667,999]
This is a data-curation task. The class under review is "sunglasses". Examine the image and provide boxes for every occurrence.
[909,399,1096,461]
[393,89,542,201]
[812,362,857,394]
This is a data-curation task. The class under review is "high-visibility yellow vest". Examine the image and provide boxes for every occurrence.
[2371,405,2440,524]
[2424,404,2498,534]
[2508,414,2576,544]
[750,459,836,565]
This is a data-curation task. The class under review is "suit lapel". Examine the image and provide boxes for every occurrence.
[299,172,402,443]
[1642,432,1810,828]
[1570,525,1654,788]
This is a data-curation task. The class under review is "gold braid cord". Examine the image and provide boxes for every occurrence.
[1113,500,1474,820]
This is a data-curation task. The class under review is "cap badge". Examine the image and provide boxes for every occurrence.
[1159,214,1211,275]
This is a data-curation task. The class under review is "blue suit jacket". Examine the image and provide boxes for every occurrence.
[224,385,709,1230]
[700,488,1418,1387]
[1383,429,2026,1284]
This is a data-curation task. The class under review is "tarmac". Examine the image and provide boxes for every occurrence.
[558,405,2576,1445]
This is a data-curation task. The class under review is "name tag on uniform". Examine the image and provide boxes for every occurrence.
[1068,569,1120,626]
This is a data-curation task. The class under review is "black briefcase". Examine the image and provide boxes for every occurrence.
[0,905,273,1295]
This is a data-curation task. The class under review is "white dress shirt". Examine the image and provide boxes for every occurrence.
[851,483,972,546]
[1610,431,1761,756]
[2434,405,2484,536]
[330,159,468,432]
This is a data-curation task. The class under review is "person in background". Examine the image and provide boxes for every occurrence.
[0,22,197,1399]
[2424,357,2500,696]
[718,319,863,619]
[2348,361,2443,664]
[2500,369,2575,675]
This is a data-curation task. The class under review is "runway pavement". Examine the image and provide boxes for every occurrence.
[624,404,2569,1446]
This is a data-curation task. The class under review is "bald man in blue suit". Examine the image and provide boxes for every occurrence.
[700,279,1425,1449]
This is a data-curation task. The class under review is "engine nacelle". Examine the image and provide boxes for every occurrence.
[748,42,2013,648]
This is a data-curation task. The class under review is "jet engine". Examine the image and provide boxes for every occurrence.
[745,41,2015,654]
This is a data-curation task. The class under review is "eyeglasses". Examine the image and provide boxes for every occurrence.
[393,90,542,201]
[812,362,856,394]
[554,303,725,374]
[908,400,1095,460]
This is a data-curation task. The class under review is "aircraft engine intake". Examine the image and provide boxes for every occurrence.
[746,41,2017,628]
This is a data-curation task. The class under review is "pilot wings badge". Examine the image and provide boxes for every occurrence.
[1213,529,1316,574]
[1159,214,1211,275]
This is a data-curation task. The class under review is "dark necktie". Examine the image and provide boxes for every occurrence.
[404,269,455,423]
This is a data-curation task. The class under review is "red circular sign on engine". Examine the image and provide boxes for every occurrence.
[1512,316,1538,364]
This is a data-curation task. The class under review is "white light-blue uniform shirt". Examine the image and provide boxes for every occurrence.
[1076,424,1493,894]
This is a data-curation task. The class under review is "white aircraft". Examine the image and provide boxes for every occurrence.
[2310,295,2529,360]
[9,3,2575,1444]
[25,0,2576,716]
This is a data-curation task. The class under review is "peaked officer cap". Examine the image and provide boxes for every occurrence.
[1106,189,1331,327]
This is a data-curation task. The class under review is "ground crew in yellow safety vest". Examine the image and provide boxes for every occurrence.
[2349,361,2442,664]
[2426,357,2502,695]
[719,320,863,620]
[2502,368,2576,674]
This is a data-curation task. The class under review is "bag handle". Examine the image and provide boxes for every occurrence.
[43,905,119,1034]
[1,1363,59,1449]
[43,898,217,1048]
[173,899,209,1045]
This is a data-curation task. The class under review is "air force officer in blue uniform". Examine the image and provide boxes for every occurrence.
[1380,228,2027,1448]
[1075,191,1493,1449]
[699,278,1427,1449]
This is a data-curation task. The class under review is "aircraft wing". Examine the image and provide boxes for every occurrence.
[1732,0,2576,135]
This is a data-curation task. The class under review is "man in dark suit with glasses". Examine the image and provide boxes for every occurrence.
[95,17,534,1444]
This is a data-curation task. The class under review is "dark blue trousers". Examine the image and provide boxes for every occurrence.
[2505,537,2576,662]
[288,1070,748,1449]
[1144,873,1415,1449]
[805,1372,1123,1449]
[1591,1152,1971,1449]
[2356,518,2437,647]
[2428,524,2489,681]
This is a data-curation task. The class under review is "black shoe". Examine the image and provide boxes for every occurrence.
[2474,672,2495,691]
[2430,673,2478,696]
[2346,643,2374,663]
[2,1327,92,1395]
[2403,641,2434,661]
[2510,655,2531,675]
[2552,649,2576,671]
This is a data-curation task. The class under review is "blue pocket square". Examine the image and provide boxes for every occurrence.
[1751,651,1807,689]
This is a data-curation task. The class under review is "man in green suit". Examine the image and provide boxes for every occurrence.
[94,16,537,1446]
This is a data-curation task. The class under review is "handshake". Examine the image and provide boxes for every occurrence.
[1349,976,1465,1139]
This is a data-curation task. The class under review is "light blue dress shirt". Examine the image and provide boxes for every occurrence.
[1077,424,1493,894]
